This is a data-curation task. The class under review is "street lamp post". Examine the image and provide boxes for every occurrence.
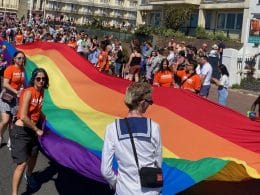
[29,0,33,20]
[43,0,46,19]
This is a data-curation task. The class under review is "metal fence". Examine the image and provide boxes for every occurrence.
[78,27,135,42]
[179,26,241,39]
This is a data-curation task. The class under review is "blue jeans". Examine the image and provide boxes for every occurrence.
[218,88,228,106]
[115,63,122,76]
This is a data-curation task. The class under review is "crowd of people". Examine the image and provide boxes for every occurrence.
[2,21,230,102]
[0,16,259,195]
[0,16,230,104]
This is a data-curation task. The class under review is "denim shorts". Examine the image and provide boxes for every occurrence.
[9,125,39,164]
[199,85,211,97]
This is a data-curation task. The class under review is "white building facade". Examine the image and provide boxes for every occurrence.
[31,0,138,27]
[0,0,20,19]
[0,0,138,27]
[137,0,257,43]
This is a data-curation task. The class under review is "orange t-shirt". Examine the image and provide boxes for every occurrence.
[176,70,201,91]
[17,87,44,123]
[4,65,24,90]
[153,70,174,87]
[97,51,109,71]
[67,41,77,49]
[15,34,23,45]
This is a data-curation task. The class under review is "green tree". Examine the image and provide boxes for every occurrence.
[164,6,195,31]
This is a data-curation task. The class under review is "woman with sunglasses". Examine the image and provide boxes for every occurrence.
[101,82,162,194]
[0,51,25,147]
[10,68,49,195]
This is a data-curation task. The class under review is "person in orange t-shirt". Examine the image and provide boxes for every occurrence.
[153,59,174,87]
[10,68,49,194]
[175,59,201,93]
[0,51,25,146]
[97,41,110,73]
[15,29,24,46]
[67,36,77,49]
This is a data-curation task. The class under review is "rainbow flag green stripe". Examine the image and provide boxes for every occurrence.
[2,41,259,194]
[25,58,104,151]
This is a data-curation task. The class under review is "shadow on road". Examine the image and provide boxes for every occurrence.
[178,179,260,195]
[21,160,114,195]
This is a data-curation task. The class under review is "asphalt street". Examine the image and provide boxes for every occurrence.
[0,86,258,195]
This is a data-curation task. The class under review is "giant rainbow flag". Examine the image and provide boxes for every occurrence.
[2,41,260,194]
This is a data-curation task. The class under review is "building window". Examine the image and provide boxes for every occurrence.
[100,0,109,3]
[128,12,136,20]
[141,0,148,5]
[217,12,243,30]
[115,0,123,5]
[70,4,75,12]
[226,13,235,29]
[189,13,198,28]
[115,10,123,17]
[150,12,161,27]
[236,13,243,30]
[205,12,211,29]
[258,57,260,71]
[217,13,226,29]
[129,2,137,7]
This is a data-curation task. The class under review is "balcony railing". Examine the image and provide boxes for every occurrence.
[202,0,244,3]
[149,0,200,5]
[1,4,19,10]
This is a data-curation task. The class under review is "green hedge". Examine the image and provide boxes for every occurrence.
[134,25,185,38]
[240,78,260,91]
[195,26,229,41]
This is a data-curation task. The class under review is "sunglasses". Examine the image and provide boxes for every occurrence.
[144,99,153,105]
[16,57,25,60]
[35,77,46,82]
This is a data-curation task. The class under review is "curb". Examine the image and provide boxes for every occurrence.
[229,88,259,97]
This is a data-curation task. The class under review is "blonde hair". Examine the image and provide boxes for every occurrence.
[124,82,152,110]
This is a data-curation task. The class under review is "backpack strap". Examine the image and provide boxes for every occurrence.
[181,72,196,86]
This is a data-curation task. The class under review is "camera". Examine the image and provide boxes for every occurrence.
[247,111,256,120]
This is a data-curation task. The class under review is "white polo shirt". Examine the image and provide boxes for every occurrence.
[198,62,213,86]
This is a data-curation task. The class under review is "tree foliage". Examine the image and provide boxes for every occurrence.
[164,6,195,31]
[134,25,185,38]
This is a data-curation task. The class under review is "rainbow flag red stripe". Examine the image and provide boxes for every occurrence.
[2,41,259,194]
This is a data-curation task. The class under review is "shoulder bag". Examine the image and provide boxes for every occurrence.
[124,118,163,188]
[180,72,196,86]
[1,89,16,104]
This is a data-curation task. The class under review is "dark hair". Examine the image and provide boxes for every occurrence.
[159,58,171,72]
[29,68,49,89]
[179,50,186,57]
[12,50,26,65]
[188,59,198,70]
[150,50,157,57]
[100,40,109,51]
[132,46,141,53]
[251,95,260,112]
[219,64,229,77]
[200,55,208,61]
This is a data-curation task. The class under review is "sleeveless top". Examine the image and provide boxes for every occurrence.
[17,87,44,123]
[130,56,141,66]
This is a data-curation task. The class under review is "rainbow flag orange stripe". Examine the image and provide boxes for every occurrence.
[2,41,260,194]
